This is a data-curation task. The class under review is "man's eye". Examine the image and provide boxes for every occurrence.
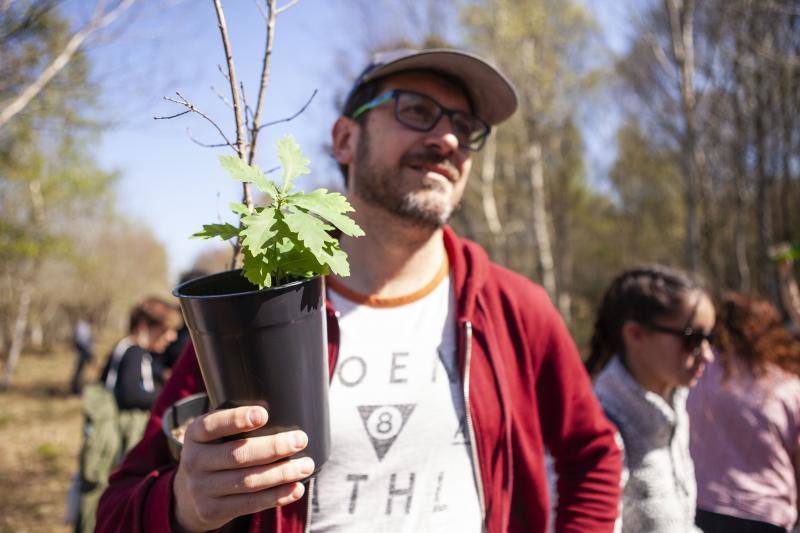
[403,104,435,121]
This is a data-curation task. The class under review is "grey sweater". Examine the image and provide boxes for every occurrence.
[594,357,701,533]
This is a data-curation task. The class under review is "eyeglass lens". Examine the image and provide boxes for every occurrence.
[394,92,487,150]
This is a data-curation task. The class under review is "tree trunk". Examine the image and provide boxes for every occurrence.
[753,61,775,299]
[479,131,504,259]
[527,140,557,300]
[665,0,702,273]
[2,285,31,388]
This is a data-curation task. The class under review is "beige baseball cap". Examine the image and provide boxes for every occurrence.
[345,48,518,126]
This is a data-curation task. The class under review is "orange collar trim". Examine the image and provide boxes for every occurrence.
[327,258,449,308]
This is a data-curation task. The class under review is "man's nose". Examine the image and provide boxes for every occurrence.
[424,115,460,154]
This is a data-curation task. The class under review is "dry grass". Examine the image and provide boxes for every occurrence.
[0,343,108,533]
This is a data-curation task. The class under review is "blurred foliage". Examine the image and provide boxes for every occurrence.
[0,2,170,380]
[359,0,800,349]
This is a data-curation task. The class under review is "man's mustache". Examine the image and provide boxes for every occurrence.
[400,149,460,181]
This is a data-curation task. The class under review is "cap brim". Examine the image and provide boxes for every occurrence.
[361,49,518,126]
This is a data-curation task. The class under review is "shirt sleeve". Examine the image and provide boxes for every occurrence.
[532,297,623,533]
[96,342,205,533]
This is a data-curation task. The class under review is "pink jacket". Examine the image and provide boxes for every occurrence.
[97,227,622,532]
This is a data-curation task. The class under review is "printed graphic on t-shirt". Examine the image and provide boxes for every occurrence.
[311,277,482,533]
[358,404,416,461]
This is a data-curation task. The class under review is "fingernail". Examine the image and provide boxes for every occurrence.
[298,457,315,475]
[248,408,266,426]
[290,430,308,450]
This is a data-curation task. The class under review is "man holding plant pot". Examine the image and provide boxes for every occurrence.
[97,48,622,533]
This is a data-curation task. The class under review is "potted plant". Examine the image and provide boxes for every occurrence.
[172,136,363,472]
[153,1,361,472]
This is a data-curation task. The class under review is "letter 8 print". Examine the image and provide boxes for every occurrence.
[366,406,403,440]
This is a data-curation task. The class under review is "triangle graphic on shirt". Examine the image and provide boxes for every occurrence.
[357,404,416,461]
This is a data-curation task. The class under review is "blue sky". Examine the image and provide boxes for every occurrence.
[83,0,633,282]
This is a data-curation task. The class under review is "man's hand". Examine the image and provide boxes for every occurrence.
[173,406,314,532]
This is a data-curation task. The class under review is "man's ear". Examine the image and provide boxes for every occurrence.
[332,116,358,166]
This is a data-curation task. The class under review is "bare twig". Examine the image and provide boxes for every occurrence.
[217,64,231,82]
[240,81,254,125]
[210,85,233,109]
[158,92,235,149]
[153,109,191,120]
[254,0,268,20]
[212,0,251,269]
[275,0,299,15]
[248,0,277,165]
[212,0,246,159]
[187,128,237,150]
[257,89,317,130]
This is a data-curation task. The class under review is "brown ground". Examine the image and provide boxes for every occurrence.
[0,344,108,533]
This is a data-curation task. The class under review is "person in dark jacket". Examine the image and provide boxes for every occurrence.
[69,315,95,395]
[74,296,183,533]
[97,48,622,533]
[101,296,183,410]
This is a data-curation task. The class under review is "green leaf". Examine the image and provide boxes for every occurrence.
[276,135,310,194]
[229,202,250,217]
[283,208,336,264]
[219,155,275,197]
[191,223,240,241]
[242,247,272,289]
[240,206,279,255]
[320,242,350,277]
[275,237,325,277]
[286,189,364,237]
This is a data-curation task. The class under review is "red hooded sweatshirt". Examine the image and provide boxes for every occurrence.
[97,227,622,532]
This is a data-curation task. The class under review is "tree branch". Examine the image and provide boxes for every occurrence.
[212,0,246,160]
[0,0,135,128]
[257,89,317,130]
[186,128,237,150]
[210,85,233,109]
[248,0,277,165]
[156,92,235,149]
[212,0,251,269]
[275,0,300,15]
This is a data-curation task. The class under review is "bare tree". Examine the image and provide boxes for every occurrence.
[156,0,303,269]
[0,0,136,128]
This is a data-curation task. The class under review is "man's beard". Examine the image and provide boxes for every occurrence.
[351,128,461,229]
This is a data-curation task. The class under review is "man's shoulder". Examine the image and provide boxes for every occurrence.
[481,260,555,314]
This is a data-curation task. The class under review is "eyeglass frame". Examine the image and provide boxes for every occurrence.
[636,321,716,355]
[349,89,492,152]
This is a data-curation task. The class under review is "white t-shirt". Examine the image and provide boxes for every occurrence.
[310,274,482,532]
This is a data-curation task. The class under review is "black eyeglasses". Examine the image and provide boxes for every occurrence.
[638,322,716,355]
[350,89,491,152]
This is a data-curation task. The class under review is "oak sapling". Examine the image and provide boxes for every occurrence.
[192,135,364,289]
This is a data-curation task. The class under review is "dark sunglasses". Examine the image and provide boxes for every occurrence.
[350,89,491,151]
[639,322,716,354]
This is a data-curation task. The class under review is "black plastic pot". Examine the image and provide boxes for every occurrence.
[162,392,210,461]
[173,270,331,473]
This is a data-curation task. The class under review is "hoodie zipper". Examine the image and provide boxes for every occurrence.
[303,476,315,533]
[462,320,487,528]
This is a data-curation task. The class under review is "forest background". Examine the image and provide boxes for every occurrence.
[2,0,799,386]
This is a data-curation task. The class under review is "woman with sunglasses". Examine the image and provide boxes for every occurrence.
[688,293,800,533]
[585,265,716,533]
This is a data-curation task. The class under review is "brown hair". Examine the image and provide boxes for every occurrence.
[586,265,705,376]
[716,292,800,379]
[128,296,182,334]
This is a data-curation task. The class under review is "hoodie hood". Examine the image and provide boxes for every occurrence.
[443,226,490,320]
